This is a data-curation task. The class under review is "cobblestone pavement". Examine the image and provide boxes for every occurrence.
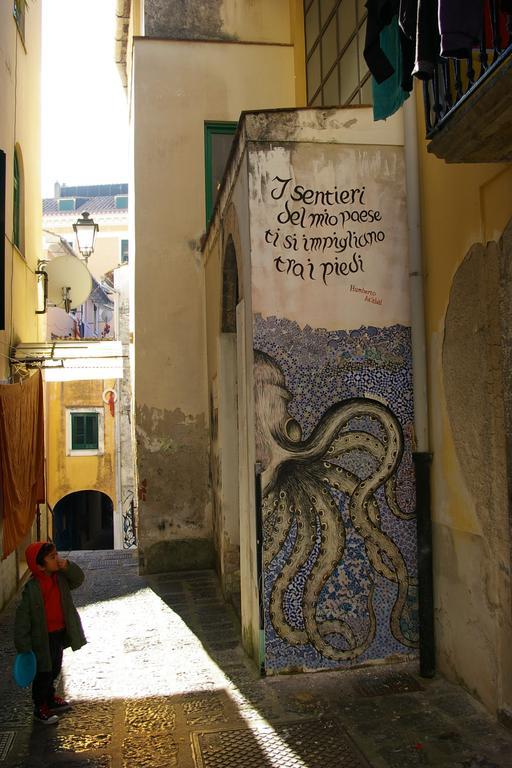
[1,550,512,768]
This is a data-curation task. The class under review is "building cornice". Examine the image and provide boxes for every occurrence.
[115,0,131,88]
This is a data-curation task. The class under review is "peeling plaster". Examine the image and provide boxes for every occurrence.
[145,0,235,41]
[135,404,211,543]
[439,224,512,713]
[247,111,361,143]
[442,240,507,534]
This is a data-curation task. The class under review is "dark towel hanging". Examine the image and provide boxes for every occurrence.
[372,16,411,120]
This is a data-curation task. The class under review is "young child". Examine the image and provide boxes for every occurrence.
[14,542,87,724]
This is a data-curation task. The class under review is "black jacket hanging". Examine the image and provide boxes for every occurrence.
[399,0,440,80]
[364,0,415,89]
[364,0,399,83]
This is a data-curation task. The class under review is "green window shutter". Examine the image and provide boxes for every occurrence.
[85,414,98,446]
[13,151,20,249]
[120,239,129,264]
[71,412,99,450]
[204,122,238,226]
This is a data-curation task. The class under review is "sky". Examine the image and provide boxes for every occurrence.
[41,0,129,199]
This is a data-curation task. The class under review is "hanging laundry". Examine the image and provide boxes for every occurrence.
[0,371,45,558]
[439,0,484,58]
[364,0,400,83]
[364,0,415,88]
[364,1,414,119]
[398,0,440,80]
[372,15,412,119]
[399,0,417,40]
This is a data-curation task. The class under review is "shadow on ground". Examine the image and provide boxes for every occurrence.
[1,550,511,768]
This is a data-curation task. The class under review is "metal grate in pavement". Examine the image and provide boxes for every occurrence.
[192,719,370,768]
[0,732,15,761]
[352,672,423,698]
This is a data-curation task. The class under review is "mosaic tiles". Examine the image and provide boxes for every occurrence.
[253,315,418,673]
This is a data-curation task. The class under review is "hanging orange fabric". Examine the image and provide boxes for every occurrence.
[0,371,45,558]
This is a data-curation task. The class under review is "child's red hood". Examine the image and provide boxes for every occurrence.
[25,542,46,576]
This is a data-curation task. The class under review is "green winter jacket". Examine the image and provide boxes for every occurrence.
[14,561,87,672]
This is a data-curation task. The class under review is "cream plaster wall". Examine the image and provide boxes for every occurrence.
[220,0,292,43]
[132,39,294,415]
[418,91,512,714]
[131,38,295,572]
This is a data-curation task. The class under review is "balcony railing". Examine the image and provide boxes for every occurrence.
[423,3,512,140]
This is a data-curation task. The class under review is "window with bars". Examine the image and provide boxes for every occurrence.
[71,412,99,451]
[304,0,372,107]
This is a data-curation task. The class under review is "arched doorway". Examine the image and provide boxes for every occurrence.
[216,230,242,612]
[53,491,114,550]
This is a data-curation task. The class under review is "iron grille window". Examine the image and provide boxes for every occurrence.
[304,0,371,107]
[71,412,99,450]
[13,0,26,42]
[204,122,238,225]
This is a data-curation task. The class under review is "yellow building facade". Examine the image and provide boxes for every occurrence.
[418,118,512,714]
[0,0,45,610]
[45,378,118,548]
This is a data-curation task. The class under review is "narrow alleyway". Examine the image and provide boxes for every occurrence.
[1,550,511,768]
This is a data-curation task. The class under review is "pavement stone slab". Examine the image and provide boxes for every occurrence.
[2,550,512,768]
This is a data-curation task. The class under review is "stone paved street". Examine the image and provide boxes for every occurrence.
[1,550,512,767]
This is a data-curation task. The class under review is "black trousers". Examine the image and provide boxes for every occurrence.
[32,630,65,708]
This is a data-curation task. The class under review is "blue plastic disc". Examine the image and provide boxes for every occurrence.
[13,651,36,688]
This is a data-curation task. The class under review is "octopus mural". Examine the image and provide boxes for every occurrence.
[255,349,418,663]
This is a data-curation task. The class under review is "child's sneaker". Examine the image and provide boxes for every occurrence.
[49,695,71,712]
[34,704,59,725]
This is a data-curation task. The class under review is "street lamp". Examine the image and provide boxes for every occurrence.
[73,211,99,262]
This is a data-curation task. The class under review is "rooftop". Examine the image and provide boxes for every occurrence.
[43,183,129,217]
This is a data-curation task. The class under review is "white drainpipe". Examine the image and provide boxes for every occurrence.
[404,96,430,453]
[403,94,434,678]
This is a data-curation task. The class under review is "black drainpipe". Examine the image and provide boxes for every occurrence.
[255,463,266,677]
[413,451,435,678]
